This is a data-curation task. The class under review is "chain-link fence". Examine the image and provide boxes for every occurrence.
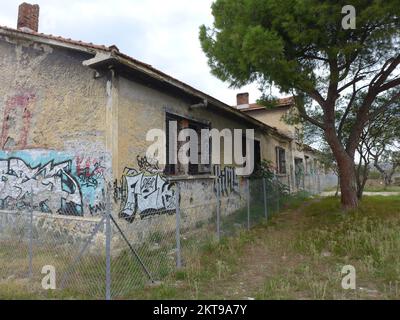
[0,174,330,300]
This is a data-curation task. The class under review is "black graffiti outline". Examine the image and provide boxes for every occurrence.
[77,161,106,189]
[136,155,159,173]
[118,169,176,223]
[213,165,239,196]
[0,157,84,216]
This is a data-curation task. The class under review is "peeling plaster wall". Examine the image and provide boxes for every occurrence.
[0,36,111,221]
[116,77,266,177]
[245,107,299,138]
[1,33,325,247]
[114,77,259,239]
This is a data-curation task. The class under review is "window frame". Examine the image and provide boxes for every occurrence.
[275,146,287,174]
[164,112,211,176]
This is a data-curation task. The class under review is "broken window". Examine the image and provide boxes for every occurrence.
[164,112,211,176]
[275,146,286,174]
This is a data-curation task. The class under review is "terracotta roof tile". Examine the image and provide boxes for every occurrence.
[0,25,110,51]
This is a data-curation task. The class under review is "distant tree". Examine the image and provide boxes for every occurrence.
[355,127,371,198]
[372,150,400,187]
[200,0,400,209]
[364,104,400,188]
[307,92,400,198]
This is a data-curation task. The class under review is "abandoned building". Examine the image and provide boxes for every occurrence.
[0,3,337,239]
[235,93,337,192]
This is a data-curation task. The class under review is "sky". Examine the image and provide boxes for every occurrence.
[0,0,269,106]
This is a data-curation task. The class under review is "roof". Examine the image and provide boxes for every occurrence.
[240,97,295,112]
[0,25,293,142]
[0,24,111,51]
[302,144,321,155]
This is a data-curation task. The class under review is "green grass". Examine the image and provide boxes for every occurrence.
[139,195,400,300]
[1,195,399,299]
[258,196,400,299]
[364,185,400,192]
[323,185,400,193]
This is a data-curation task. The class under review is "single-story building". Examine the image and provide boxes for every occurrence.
[0,3,336,240]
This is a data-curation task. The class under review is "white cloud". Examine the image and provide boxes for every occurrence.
[0,0,277,105]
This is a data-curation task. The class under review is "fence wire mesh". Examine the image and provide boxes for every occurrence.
[0,203,107,299]
[0,173,329,299]
[109,207,177,298]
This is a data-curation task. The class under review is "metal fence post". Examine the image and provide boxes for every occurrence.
[247,178,250,230]
[216,179,221,241]
[276,181,280,213]
[175,182,182,268]
[28,187,33,279]
[263,177,268,220]
[105,193,111,301]
[318,173,321,194]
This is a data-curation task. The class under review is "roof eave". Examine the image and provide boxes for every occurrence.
[113,53,293,140]
[0,26,103,55]
[0,26,293,142]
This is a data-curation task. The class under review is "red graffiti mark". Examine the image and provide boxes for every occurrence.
[85,158,91,177]
[76,156,83,176]
[76,156,105,178]
[1,92,36,150]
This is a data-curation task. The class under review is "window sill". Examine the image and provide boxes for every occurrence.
[167,174,216,181]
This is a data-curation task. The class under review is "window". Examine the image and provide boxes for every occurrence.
[305,155,309,174]
[164,112,211,176]
[275,147,286,174]
[314,159,318,174]
[188,121,211,175]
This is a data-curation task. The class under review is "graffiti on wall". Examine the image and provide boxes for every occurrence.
[0,151,107,217]
[213,165,239,196]
[89,202,106,215]
[0,157,83,215]
[137,155,159,173]
[1,93,36,150]
[76,156,106,189]
[117,156,176,223]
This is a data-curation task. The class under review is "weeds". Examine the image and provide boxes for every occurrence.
[1,195,399,300]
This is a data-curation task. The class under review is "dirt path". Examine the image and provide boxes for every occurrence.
[321,191,400,197]
[178,197,398,300]
[205,204,311,299]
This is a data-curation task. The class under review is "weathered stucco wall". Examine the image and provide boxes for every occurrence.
[0,33,253,245]
[113,77,255,232]
[0,35,110,218]
[245,108,294,136]
[0,32,331,249]
[115,77,264,176]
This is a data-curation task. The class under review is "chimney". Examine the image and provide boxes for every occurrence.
[236,92,249,108]
[17,3,40,32]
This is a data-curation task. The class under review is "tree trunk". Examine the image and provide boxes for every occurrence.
[337,155,359,209]
[325,127,358,209]
[355,153,369,200]
[335,176,340,197]
[374,161,396,188]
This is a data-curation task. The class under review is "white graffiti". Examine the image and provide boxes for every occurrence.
[0,157,83,215]
[213,165,239,196]
[119,167,176,222]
